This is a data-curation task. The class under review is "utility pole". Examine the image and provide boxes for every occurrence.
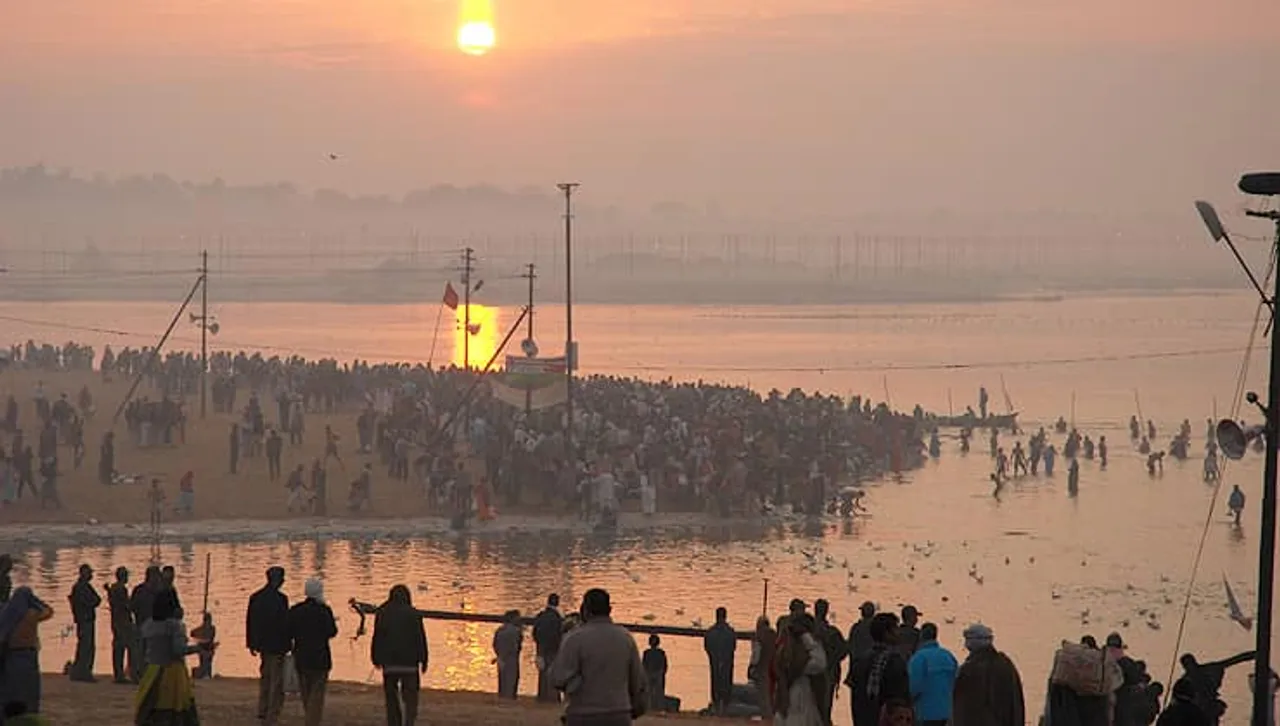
[1195,174,1280,726]
[520,262,537,415]
[200,250,208,419]
[557,182,579,471]
[461,247,475,370]
[521,263,536,344]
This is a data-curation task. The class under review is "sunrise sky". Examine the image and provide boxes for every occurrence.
[3,0,1279,218]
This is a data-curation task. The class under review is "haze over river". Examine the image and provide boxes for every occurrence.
[2,291,1274,724]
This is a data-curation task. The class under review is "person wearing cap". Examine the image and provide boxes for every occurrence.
[907,623,957,726]
[847,601,877,662]
[247,566,290,726]
[67,563,100,682]
[550,588,648,725]
[533,593,564,703]
[951,623,1025,726]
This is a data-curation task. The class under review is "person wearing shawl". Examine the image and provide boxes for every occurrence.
[0,587,53,715]
[951,623,1025,726]
[492,610,523,699]
[771,613,827,726]
[846,613,910,726]
[135,588,210,726]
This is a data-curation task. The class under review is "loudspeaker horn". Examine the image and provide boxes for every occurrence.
[207,321,220,336]
[1217,419,1266,460]
[189,312,200,323]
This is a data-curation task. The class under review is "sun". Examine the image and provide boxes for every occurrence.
[457,21,495,56]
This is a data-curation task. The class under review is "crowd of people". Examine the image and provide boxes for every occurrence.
[0,339,930,524]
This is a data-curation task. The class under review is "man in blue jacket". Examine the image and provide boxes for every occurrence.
[908,622,959,726]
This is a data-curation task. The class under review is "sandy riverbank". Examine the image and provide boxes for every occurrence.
[39,675,715,725]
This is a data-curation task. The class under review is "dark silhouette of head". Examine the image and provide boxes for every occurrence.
[870,613,900,644]
[582,588,611,619]
[920,623,939,642]
[266,566,285,589]
[388,584,412,606]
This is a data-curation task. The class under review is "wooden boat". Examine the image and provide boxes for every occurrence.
[927,412,1019,430]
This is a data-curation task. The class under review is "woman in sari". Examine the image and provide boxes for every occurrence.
[135,589,209,726]
[771,613,827,726]
[0,587,54,715]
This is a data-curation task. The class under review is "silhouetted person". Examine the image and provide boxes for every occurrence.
[68,563,100,682]
[704,606,736,715]
[247,566,289,726]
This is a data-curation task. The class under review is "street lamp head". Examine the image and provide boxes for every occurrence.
[1239,173,1280,197]
[1194,200,1227,243]
[556,182,580,194]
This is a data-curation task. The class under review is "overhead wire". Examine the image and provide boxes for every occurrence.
[1162,242,1277,702]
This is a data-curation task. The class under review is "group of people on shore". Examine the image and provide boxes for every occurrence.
[0,338,932,527]
[0,553,217,726]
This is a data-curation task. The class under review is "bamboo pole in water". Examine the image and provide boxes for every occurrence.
[351,603,758,641]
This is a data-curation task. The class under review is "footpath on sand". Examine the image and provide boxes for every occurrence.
[40,676,725,725]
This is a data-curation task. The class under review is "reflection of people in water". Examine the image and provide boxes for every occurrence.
[1067,458,1079,497]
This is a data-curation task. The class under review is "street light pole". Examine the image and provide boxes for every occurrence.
[557,182,579,471]
[200,249,208,419]
[1197,172,1280,726]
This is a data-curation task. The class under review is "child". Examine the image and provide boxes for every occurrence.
[190,612,216,679]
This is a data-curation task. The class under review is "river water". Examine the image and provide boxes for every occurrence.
[2,291,1275,724]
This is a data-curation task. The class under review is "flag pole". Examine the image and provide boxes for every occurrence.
[427,300,445,369]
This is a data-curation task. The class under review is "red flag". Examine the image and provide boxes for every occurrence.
[442,282,459,310]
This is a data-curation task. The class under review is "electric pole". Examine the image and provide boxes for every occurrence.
[200,249,208,419]
[521,262,536,344]
[557,182,579,471]
[461,247,475,370]
[521,262,537,415]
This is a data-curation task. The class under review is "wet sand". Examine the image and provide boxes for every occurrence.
[39,675,706,725]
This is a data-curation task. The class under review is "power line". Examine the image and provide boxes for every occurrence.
[0,311,1258,374]
[605,346,1258,374]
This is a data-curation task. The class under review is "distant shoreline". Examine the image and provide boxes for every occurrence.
[0,280,1241,308]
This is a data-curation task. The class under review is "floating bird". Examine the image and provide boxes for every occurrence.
[326,153,341,161]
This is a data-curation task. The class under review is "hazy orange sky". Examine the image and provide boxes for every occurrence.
[3,0,1279,218]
